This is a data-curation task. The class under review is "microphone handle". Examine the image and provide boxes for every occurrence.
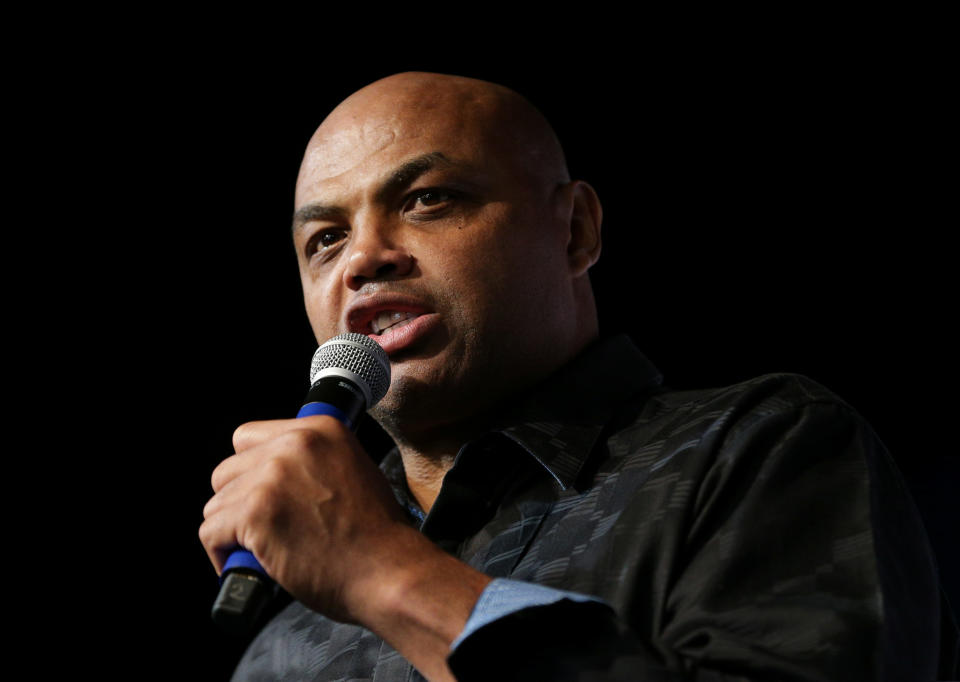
[210,379,367,634]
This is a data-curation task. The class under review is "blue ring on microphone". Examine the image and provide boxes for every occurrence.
[296,401,354,428]
[221,549,264,583]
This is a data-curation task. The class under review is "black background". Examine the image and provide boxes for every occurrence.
[22,16,954,679]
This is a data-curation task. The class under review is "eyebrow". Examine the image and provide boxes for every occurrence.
[291,151,456,233]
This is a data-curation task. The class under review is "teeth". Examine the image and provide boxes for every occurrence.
[371,311,419,335]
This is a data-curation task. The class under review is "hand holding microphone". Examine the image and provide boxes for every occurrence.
[204,333,393,634]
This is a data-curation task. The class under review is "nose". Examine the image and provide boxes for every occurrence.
[342,222,414,290]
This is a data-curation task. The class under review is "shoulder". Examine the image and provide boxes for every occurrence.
[611,372,870,459]
[592,372,891,520]
[649,371,857,423]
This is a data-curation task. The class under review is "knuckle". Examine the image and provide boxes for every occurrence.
[210,464,226,492]
[232,421,259,451]
[263,455,292,484]
[210,455,237,492]
[202,495,218,519]
[283,427,326,451]
[247,485,278,519]
[198,519,214,546]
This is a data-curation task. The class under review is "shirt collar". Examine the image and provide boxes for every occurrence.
[490,334,663,490]
[379,334,663,513]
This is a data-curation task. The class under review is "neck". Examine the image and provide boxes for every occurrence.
[375,325,600,513]
[382,411,500,513]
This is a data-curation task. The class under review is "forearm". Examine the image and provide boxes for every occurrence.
[352,526,492,682]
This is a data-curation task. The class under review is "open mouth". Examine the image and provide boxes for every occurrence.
[370,311,421,335]
[345,297,441,355]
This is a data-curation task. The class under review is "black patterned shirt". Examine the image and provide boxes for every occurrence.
[231,335,957,681]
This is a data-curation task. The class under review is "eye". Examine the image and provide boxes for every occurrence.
[404,188,456,213]
[415,190,450,206]
[306,228,347,260]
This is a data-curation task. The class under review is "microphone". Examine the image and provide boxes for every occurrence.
[211,333,391,634]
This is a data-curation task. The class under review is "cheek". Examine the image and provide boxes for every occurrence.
[431,246,541,335]
[429,239,507,312]
[301,276,342,342]
[433,207,564,302]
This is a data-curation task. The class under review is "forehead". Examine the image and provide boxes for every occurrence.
[295,87,525,204]
[301,116,474,188]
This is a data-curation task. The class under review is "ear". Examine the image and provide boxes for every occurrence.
[563,180,603,277]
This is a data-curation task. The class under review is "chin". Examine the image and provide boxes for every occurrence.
[369,372,432,425]
[369,369,480,436]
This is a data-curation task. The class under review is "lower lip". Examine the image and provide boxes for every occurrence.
[368,313,442,355]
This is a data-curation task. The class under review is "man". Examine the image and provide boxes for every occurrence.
[199,72,957,680]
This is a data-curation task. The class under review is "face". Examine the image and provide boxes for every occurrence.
[292,79,582,432]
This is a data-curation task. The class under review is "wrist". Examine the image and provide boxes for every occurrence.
[351,525,492,680]
[374,528,491,639]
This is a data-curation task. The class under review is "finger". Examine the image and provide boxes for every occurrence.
[233,414,349,452]
[210,451,253,493]
[232,417,305,452]
[213,417,343,492]
[203,468,249,519]
[198,509,242,576]
[200,479,284,577]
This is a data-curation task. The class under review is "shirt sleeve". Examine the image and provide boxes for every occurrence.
[446,400,958,681]
[450,578,610,651]
[448,578,678,681]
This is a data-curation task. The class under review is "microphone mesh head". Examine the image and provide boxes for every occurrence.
[310,333,391,407]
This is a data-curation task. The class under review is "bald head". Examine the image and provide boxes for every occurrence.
[297,72,570,204]
[292,71,602,433]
